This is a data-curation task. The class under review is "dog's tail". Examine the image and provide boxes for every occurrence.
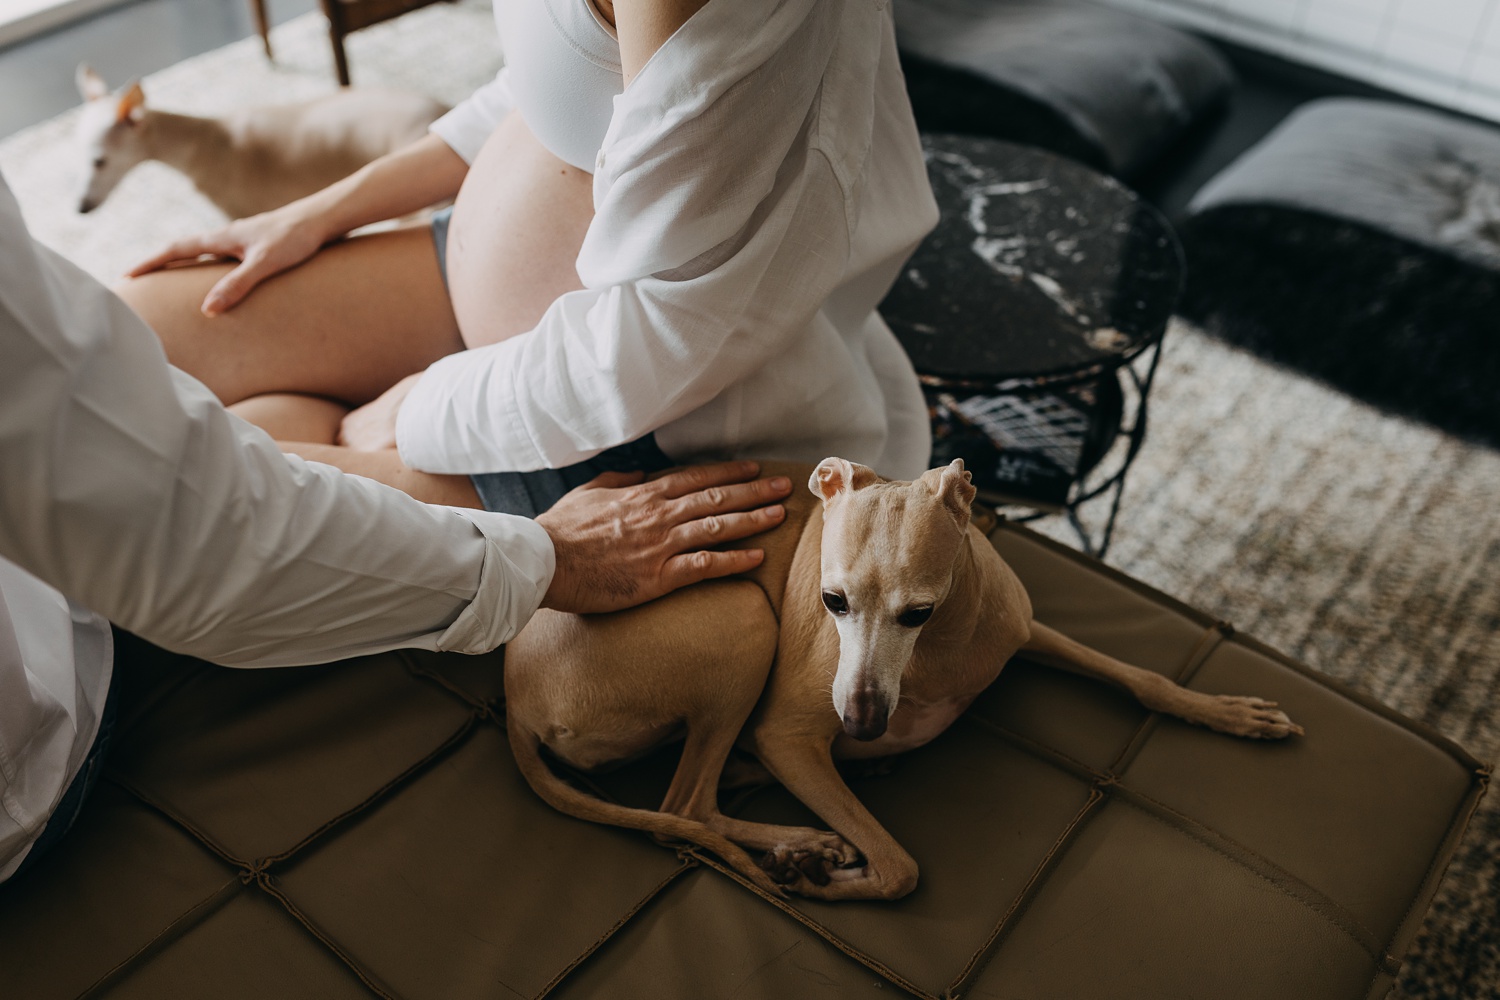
[507,723,785,897]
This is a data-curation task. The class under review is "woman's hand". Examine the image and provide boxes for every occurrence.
[125,135,472,317]
[337,373,422,451]
[126,202,334,316]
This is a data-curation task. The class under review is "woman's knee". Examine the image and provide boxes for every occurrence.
[112,231,462,406]
[114,266,212,330]
[113,268,227,376]
[229,394,347,444]
[280,443,484,507]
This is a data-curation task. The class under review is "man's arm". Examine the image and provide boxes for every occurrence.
[0,173,787,667]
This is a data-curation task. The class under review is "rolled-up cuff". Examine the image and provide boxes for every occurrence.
[433,509,555,652]
[395,347,546,475]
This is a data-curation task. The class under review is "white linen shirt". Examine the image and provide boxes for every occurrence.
[0,173,555,880]
[407,0,939,480]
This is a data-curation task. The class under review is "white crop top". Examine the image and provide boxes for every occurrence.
[494,0,621,171]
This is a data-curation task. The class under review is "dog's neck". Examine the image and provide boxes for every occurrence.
[139,110,236,202]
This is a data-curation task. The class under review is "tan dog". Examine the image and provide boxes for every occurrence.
[74,65,444,218]
[505,459,1302,901]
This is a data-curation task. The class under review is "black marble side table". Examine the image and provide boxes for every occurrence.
[880,134,1183,557]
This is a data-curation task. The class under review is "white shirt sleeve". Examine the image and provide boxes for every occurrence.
[0,171,554,668]
[395,170,849,473]
[429,67,516,164]
[396,0,862,474]
[0,558,112,881]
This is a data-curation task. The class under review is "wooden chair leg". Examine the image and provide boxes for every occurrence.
[330,26,351,86]
[318,0,352,86]
[249,0,273,59]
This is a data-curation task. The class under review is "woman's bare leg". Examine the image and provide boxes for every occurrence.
[116,225,461,407]
[285,444,483,507]
[230,393,482,507]
[229,393,348,443]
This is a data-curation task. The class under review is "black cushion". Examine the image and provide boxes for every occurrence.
[1179,98,1500,445]
[895,0,1234,178]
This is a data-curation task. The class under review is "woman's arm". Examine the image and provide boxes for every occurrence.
[302,132,470,238]
[1,176,791,665]
[128,133,468,316]
[609,0,711,86]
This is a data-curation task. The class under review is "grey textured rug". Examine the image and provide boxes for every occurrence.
[2,4,1496,996]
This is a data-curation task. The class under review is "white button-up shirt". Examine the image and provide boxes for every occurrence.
[0,173,555,880]
[405,0,939,480]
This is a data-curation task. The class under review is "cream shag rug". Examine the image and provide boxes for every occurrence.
[2,4,1497,995]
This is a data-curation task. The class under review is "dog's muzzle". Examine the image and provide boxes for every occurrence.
[841,688,890,741]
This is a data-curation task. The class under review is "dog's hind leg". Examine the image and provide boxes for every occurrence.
[659,725,748,825]
[1022,621,1304,739]
[707,812,861,883]
[657,724,860,875]
[507,580,803,894]
[743,739,918,900]
[507,721,786,896]
[653,633,863,880]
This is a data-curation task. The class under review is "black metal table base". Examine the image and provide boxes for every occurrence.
[1002,338,1164,559]
[879,135,1183,561]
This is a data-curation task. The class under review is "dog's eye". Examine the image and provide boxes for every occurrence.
[822,592,848,615]
[897,606,934,628]
[93,157,105,168]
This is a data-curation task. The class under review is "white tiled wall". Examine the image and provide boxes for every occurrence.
[1100,0,1500,122]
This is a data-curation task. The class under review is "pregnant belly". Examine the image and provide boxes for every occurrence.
[445,111,596,349]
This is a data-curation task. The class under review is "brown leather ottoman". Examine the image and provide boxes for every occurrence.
[0,524,1484,999]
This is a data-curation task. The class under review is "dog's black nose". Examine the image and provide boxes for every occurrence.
[841,687,890,741]
[842,714,888,741]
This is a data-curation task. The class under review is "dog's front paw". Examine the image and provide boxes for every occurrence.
[759,833,862,887]
[1198,695,1305,740]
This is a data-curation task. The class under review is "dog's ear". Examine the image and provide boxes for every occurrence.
[923,458,976,526]
[116,81,146,125]
[809,457,878,504]
[76,64,108,102]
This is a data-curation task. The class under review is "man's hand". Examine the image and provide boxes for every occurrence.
[536,461,792,614]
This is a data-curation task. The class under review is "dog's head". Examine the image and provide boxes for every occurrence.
[74,65,149,215]
[809,457,976,741]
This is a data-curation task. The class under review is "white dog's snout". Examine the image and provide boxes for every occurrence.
[831,614,915,743]
[840,683,893,741]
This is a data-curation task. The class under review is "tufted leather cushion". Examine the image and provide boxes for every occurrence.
[0,523,1484,999]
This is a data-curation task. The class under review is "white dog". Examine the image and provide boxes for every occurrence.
[74,65,445,219]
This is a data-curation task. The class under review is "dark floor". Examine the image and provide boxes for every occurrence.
[0,0,1456,222]
[0,0,317,139]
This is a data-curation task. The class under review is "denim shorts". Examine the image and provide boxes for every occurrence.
[431,205,454,288]
[428,207,676,517]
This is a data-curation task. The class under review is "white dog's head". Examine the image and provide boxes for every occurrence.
[809,457,977,741]
[74,65,149,214]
